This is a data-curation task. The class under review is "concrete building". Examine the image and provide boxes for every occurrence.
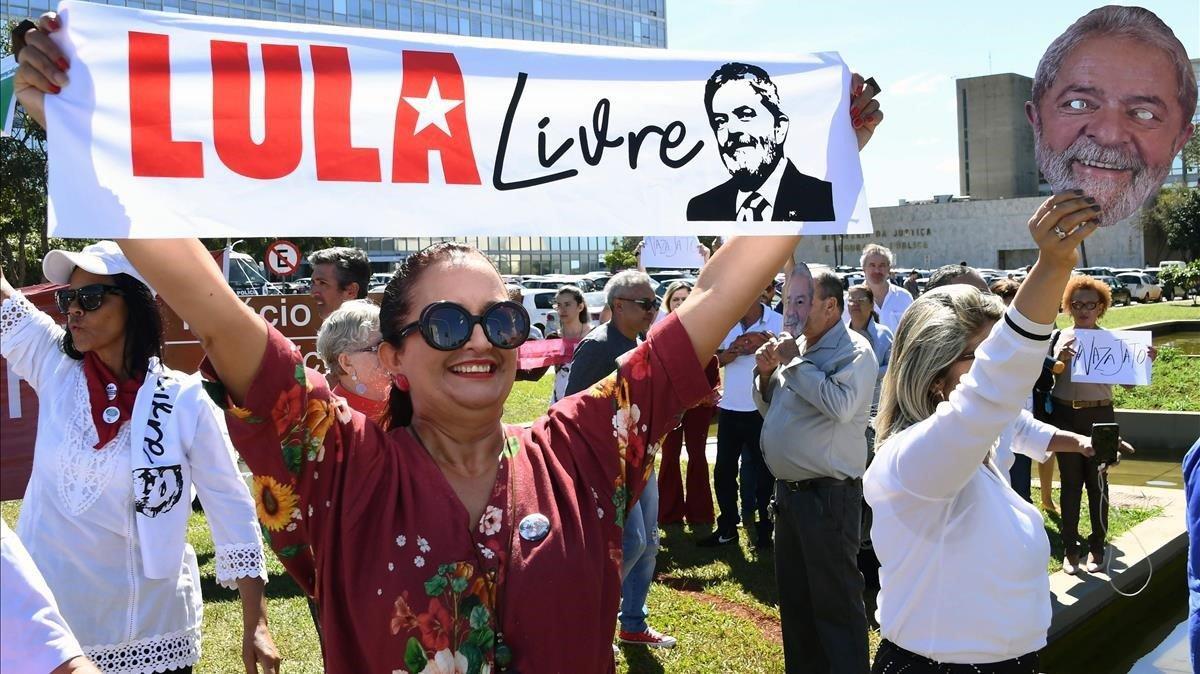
[796,197,1148,270]
[1165,58,1200,188]
[956,74,1041,200]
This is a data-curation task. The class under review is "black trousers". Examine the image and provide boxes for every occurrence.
[872,639,1039,673]
[774,479,869,674]
[714,409,773,537]
[1051,403,1115,557]
[1008,453,1033,503]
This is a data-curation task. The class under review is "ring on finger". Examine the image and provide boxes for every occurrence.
[1053,225,1068,240]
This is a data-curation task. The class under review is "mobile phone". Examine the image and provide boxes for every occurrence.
[1092,423,1120,465]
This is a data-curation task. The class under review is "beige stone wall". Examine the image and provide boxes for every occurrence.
[795,197,1146,270]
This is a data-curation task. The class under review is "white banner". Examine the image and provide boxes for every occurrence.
[642,236,704,269]
[45,1,871,239]
[1070,328,1153,386]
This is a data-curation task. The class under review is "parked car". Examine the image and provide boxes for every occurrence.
[1075,266,1116,278]
[1142,267,1186,300]
[1095,275,1132,306]
[520,289,561,334]
[1116,272,1162,303]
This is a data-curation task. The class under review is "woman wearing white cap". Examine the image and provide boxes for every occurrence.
[0,242,279,674]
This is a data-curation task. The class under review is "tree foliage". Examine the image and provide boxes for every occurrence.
[1140,185,1200,261]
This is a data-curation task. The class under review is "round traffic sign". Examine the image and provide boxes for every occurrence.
[265,239,301,276]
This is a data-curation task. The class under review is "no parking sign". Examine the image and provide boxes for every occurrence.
[265,239,301,276]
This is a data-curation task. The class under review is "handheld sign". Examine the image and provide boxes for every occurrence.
[1070,329,1152,386]
[265,239,301,276]
[642,236,704,269]
[45,1,870,239]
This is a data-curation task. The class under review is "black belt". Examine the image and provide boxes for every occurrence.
[779,476,858,491]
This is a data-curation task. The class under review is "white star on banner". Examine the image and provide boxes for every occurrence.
[402,80,463,136]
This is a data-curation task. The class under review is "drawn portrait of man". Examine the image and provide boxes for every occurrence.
[1027,6,1196,226]
[688,62,836,223]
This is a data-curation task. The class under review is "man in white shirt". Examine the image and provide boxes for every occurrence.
[848,244,912,334]
[698,289,785,549]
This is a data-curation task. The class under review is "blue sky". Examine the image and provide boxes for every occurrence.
[666,0,1199,207]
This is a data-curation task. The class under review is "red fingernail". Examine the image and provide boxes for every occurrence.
[48,16,60,29]
[854,83,864,97]
[852,117,863,129]
[57,57,70,70]
[850,106,859,118]
[49,84,61,93]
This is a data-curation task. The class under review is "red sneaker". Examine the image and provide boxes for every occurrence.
[618,627,677,648]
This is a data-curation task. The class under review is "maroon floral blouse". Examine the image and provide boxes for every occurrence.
[210,312,712,673]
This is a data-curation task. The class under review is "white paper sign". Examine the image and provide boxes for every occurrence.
[1071,329,1153,386]
[642,236,703,268]
[46,1,871,239]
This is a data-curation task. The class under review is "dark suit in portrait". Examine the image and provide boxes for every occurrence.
[687,159,834,222]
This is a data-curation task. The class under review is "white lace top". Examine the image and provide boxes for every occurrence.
[1,293,267,674]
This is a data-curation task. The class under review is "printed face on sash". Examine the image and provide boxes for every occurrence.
[133,465,185,518]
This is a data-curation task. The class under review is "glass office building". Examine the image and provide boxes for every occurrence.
[2,0,665,273]
[1165,58,1199,188]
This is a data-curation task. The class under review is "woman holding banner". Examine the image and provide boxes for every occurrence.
[14,20,883,671]
[0,244,277,674]
[866,194,1099,673]
[1048,275,1150,574]
[547,285,590,403]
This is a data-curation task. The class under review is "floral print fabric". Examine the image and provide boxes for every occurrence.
[208,313,712,674]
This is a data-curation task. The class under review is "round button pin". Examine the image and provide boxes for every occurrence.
[518,513,550,542]
[102,406,121,424]
[105,383,118,400]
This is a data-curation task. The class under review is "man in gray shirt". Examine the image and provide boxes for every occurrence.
[753,272,877,674]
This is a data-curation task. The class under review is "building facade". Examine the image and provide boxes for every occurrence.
[1165,58,1200,188]
[795,197,1148,271]
[355,235,613,275]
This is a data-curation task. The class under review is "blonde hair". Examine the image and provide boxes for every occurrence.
[875,286,1004,443]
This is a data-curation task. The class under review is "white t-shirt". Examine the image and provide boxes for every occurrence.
[1,520,84,674]
[718,305,784,412]
[865,307,1054,663]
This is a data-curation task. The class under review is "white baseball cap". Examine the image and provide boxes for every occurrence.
[43,240,155,295]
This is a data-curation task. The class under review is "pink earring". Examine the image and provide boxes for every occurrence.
[392,374,410,392]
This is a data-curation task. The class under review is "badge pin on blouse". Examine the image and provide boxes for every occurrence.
[518,513,550,542]
[105,383,118,400]
[102,406,121,424]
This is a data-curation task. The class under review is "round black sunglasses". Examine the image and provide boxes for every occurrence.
[396,301,530,352]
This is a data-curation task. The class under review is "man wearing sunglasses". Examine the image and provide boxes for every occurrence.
[563,270,675,649]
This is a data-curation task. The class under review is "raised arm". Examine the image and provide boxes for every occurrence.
[118,239,266,403]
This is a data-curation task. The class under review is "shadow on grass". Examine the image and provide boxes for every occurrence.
[653,523,780,611]
[620,646,667,674]
[196,550,310,602]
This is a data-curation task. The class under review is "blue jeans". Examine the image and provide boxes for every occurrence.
[620,469,659,633]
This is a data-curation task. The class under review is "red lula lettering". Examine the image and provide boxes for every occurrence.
[128,32,481,185]
[130,32,204,177]
[211,41,303,179]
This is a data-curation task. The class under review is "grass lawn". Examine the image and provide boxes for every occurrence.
[1054,298,1199,330]
[502,370,555,425]
[1,477,1158,673]
[1112,345,1200,412]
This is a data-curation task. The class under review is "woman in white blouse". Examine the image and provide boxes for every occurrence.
[864,192,1099,673]
[0,243,278,674]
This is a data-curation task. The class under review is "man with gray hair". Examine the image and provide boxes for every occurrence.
[562,270,676,648]
[854,243,912,334]
[755,271,876,673]
[1027,6,1195,227]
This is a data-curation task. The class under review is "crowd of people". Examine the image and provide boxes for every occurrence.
[2,4,1196,674]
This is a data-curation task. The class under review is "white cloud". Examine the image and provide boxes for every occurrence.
[889,72,951,96]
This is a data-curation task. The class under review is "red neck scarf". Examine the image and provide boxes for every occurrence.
[83,352,144,449]
[333,383,388,425]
